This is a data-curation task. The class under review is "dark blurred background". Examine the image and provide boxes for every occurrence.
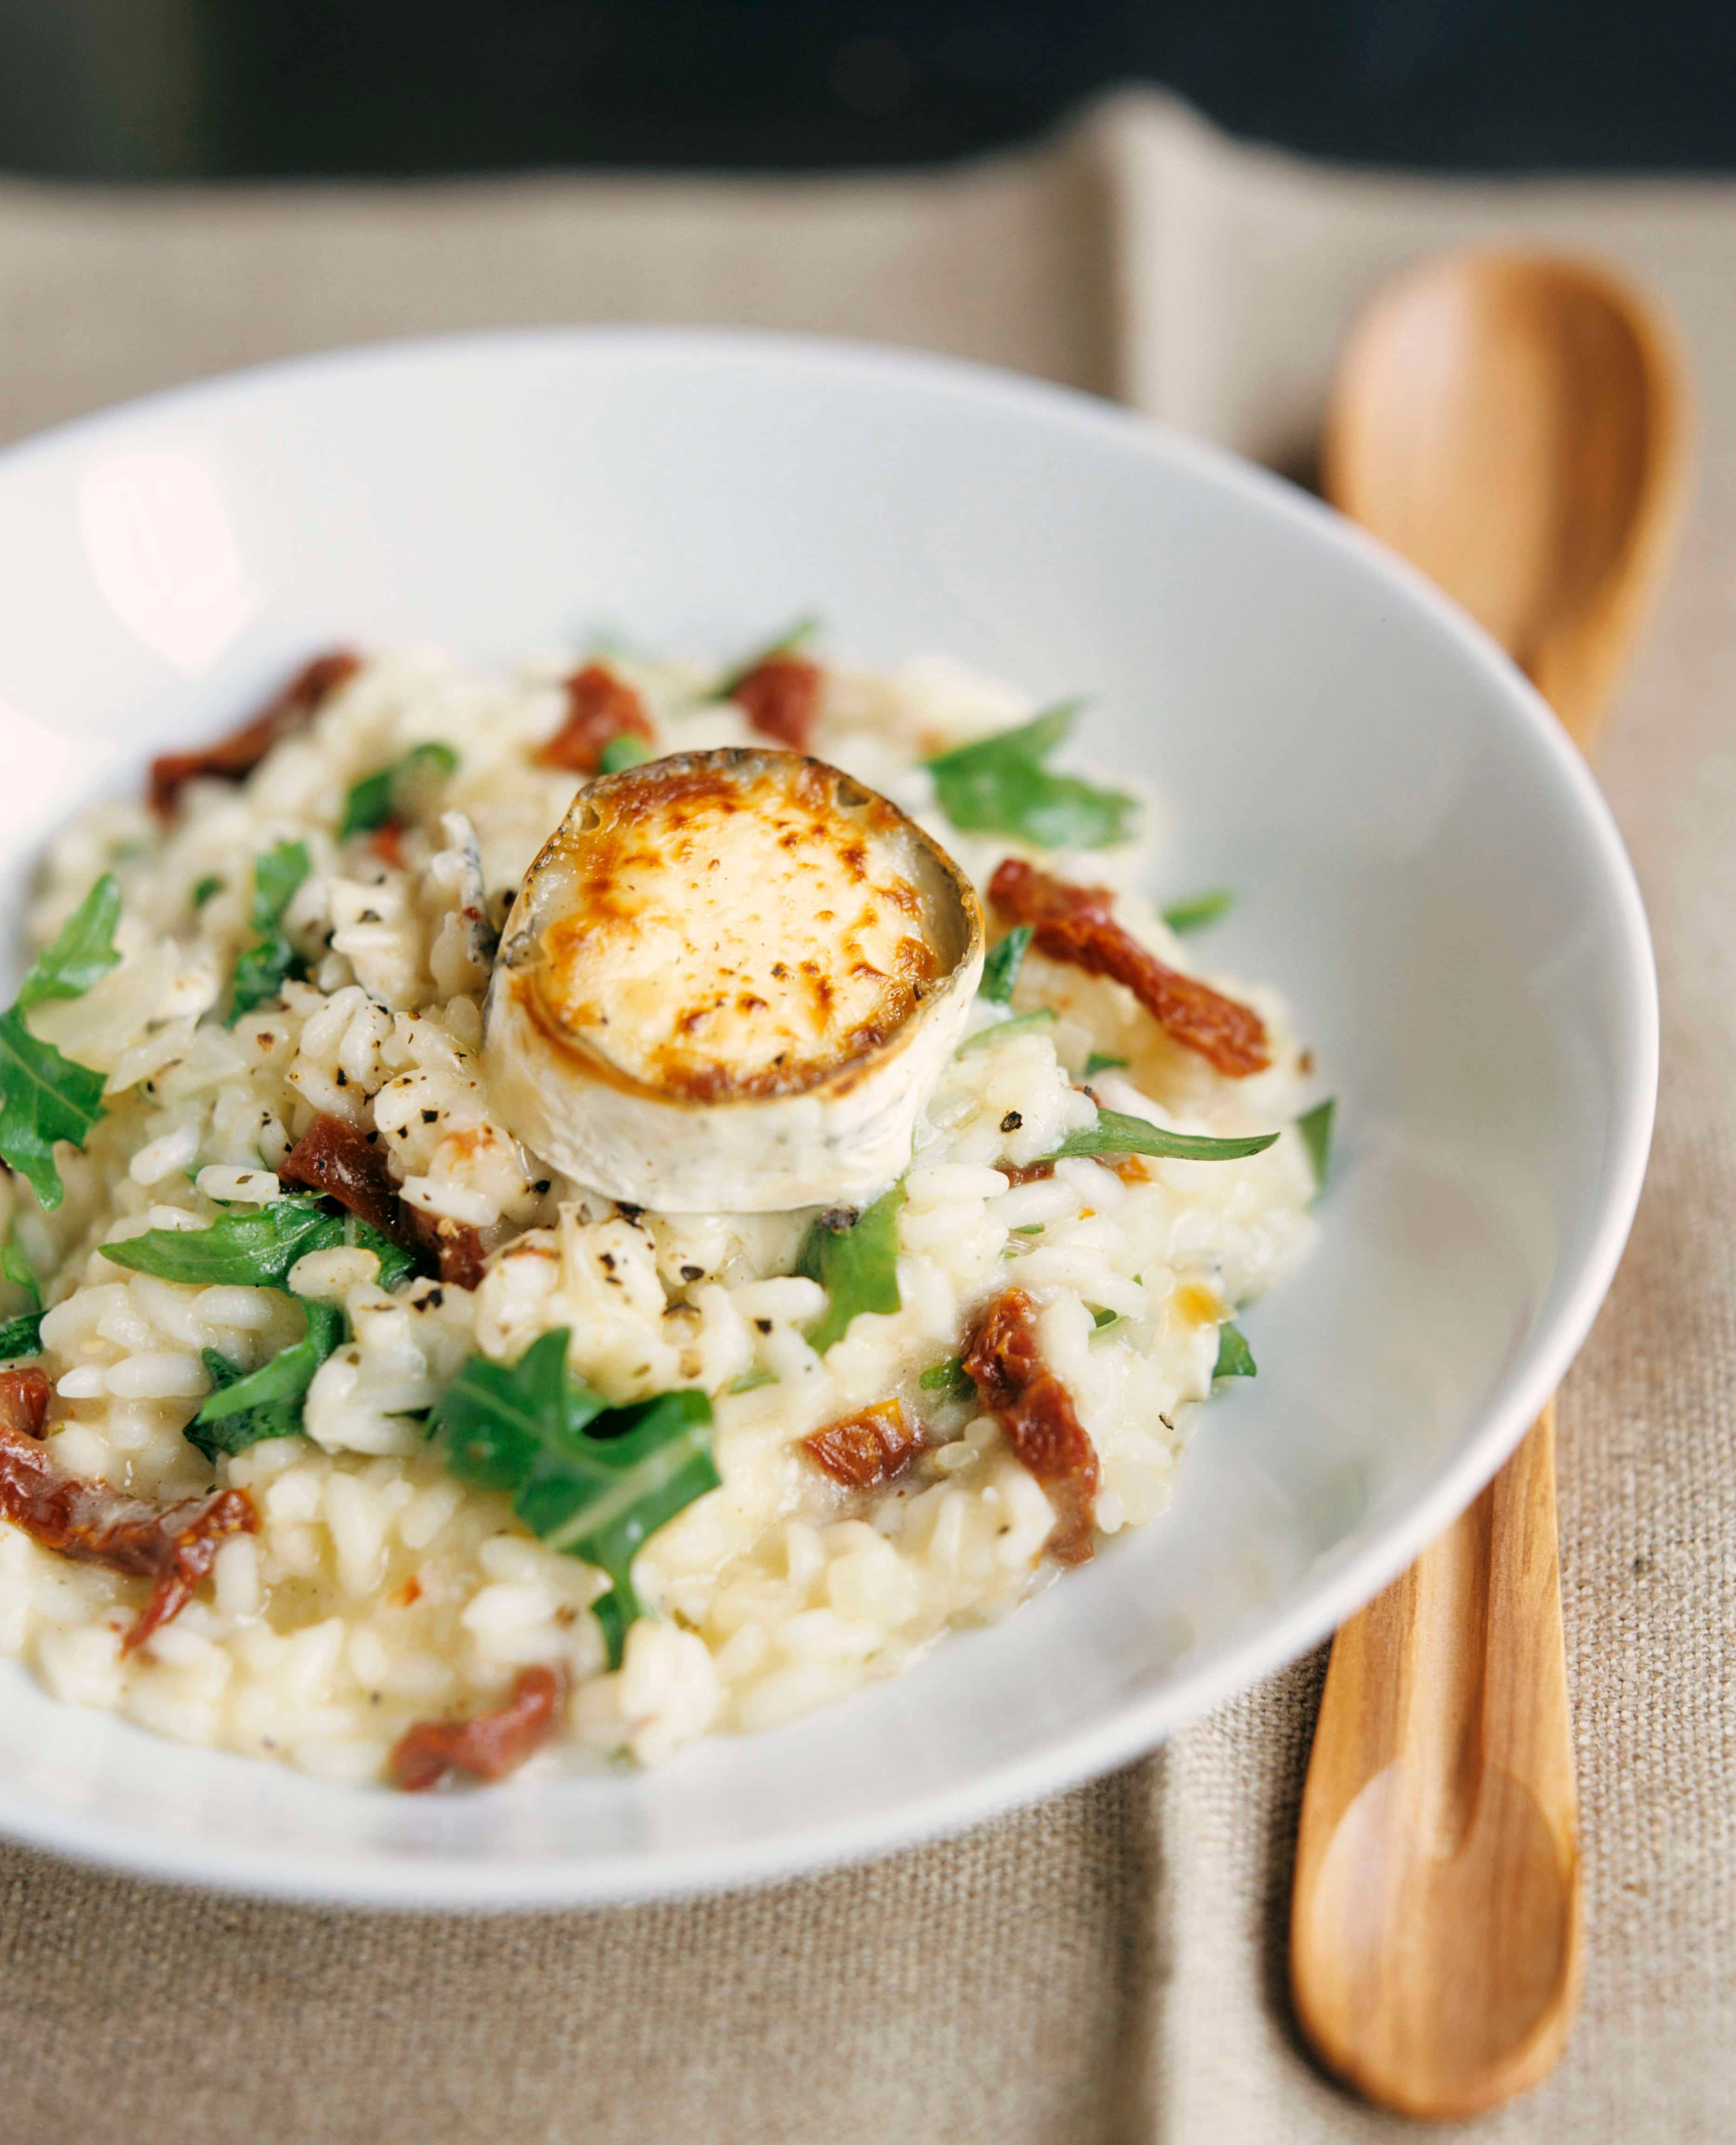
[1,0,1734,180]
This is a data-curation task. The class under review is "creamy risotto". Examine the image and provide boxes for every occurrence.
[0,632,1326,1787]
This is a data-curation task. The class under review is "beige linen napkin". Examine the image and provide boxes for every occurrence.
[0,94,1730,2142]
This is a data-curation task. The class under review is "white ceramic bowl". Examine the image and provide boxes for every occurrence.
[0,330,1655,1906]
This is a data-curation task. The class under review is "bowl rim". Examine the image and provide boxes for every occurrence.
[0,323,1658,1908]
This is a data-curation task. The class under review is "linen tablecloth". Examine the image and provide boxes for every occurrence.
[0,91,1730,2141]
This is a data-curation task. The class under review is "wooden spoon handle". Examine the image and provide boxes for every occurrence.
[1291,1405,1582,2117]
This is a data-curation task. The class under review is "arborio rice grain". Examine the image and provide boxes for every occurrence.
[0,639,1321,1786]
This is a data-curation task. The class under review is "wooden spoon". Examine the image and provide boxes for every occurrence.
[1290,252,1688,2120]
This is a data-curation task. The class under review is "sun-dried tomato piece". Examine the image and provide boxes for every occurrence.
[149,651,361,818]
[389,1664,567,1791]
[535,664,655,774]
[0,1421,257,1651]
[802,1398,921,1490]
[988,858,1269,1078]
[370,820,409,869]
[730,655,822,751]
[283,1118,489,1287]
[279,1113,416,1250]
[120,1492,259,1653]
[1000,1160,1056,1188]
[962,1287,1099,1564]
[0,1367,50,1440]
[409,1210,489,1291]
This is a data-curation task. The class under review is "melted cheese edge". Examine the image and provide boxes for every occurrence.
[523,758,942,1100]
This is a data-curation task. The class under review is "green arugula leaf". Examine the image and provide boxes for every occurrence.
[796,1181,907,1356]
[1045,1107,1279,1166]
[727,1367,778,1394]
[429,1329,718,1663]
[347,1216,419,1292]
[598,733,652,774]
[18,875,123,1010]
[187,1298,344,1462]
[1296,1098,1336,1190]
[918,1354,973,1400]
[191,875,224,910]
[227,938,304,1027]
[0,1006,108,1211]
[979,925,1032,1006]
[252,841,310,929]
[316,1209,418,1292]
[1,1237,40,1312]
[956,1007,1056,1056]
[0,1227,40,1348]
[337,770,395,841]
[227,841,311,1024]
[924,704,1136,851]
[101,1194,415,1292]
[0,1311,43,1362]
[0,876,122,1210]
[338,743,460,840]
[1214,1322,1256,1379]
[103,1194,342,1288]
[1083,1051,1128,1079]
[1091,1306,1121,1331]
[523,1388,716,1565]
[592,1587,633,1666]
[1161,888,1233,935]
[433,1329,605,1490]
[713,615,820,700]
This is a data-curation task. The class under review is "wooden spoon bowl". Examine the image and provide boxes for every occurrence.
[1322,250,1688,753]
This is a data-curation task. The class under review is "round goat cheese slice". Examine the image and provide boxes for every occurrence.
[483,748,984,1210]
